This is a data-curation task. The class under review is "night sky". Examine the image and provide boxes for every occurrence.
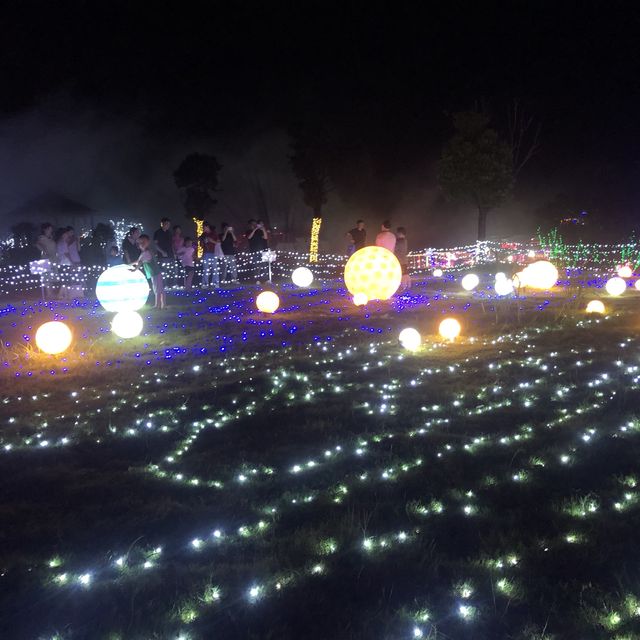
[1,1,639,245]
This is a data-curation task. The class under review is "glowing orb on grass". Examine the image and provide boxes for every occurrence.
[433,268,443,277]
[35,321,72,354]
[256,291,280,313]
[344,246,402,301]
[495,277,514,296]
[461,273,480,291]
[618,265,633,278]
[520,260,558,290]
[398,327,421,351]
[586,300,606,314]
[439,318,461,341]
[353,292,368,306]
[635,280,640,291]
[96,265,150,312]
[605,276,626,296]
[111,311,144,338]
[291,266,314,288]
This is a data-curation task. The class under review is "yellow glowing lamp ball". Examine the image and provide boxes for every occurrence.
[353,292,368,306]
[618,265,633,278]
[111,310,144,338]
[585,300,606,314]
[398,327,421,351]
[35,321,73,354]
[291,266,314,288]
[439,317,461,342]
[461,273,480,291]
[522,260,558,290]
[605,276,626,296]
[344,246,402,301]
[96,265,150,312]
[256,291,280,313]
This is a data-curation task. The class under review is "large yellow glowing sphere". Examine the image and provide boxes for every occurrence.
[344,246,402,301]
[522,260,558,290]
[291,267,314,287]
[618,265,633,278]
[605,276,626,296]
[585,300,606,314]
[111,311,144,338]
[96,265,150,312]
[461,273,480,291]
[439,317,461,341]
[35,321,73,354]
[256,291,280,313]
[399,327,421,351]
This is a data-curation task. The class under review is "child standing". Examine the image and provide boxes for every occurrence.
[177,237,195,290]
[106,246,121,267]
[131,234,166,309]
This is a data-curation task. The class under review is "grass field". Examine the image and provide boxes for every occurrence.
[1,274,640,639]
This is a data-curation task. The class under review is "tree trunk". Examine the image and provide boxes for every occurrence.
[477,206,488,241]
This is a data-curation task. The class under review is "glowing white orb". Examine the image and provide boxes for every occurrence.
[585,300,606,314]
[495,272,507,280]
[353,292,368,306]
[433,268,443,277]
[398,327,421,351]
[439,318,461,341]
[35,321,72,354]
[344,246,402,301]
[618,265,633,278]
[461,273,480,291]
[111,311,144,338]
[605,276,626,296]
[495,277,514,296]
[291,266,314,287]
[635,279,640,291]
[256,291,280,313]
[521,260,558,290]
[96,265,150,312]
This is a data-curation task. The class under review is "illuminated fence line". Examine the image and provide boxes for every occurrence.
[1,241,638,296]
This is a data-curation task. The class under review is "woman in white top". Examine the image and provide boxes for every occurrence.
[56,228,72,265]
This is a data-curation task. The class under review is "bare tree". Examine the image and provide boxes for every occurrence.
[508,100,541,177]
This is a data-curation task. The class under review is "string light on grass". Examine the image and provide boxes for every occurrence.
[586,300,606,314]
[111,311,144,339]
[291,267,314,287]
[398,328,421,351]
[605,276,626,296]
[256,291,280,314]
[439,318,461,342]
[35,321,73,355]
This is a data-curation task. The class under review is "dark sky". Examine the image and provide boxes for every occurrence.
[1,1,640,245]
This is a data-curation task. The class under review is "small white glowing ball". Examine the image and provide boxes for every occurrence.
[618,265,633,278]
[344,246,402,301]
[495,272,507,280]
[291,266,314,287]
[35,321,72,354]
[256,291,280,313]
[461,273,480,291]
[96,265,150,312]
[439,318,461,341]
[353,292,368,306]
[433,268,443,277]
[398,327,421,351]
[495,277,514,296]
[635,279,640,291]
[605,276,626,296]
[111,311,144,338]
[522,260,558,290]
[585,300,605,314]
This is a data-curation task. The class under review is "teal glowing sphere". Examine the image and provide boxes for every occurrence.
[96,265,149,312]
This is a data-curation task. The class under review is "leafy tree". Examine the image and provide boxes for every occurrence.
[289,124,332,218]
[438,111,513,241]
[173,153,222,220]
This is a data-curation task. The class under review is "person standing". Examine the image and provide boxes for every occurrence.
[395,226,410,290]
[130,234,165,309]
[220,222,238,283]
[35,222,58,298]
[199,222,220,289]
[244,219,268,282]
[56,228,72,265]
[177,237,195,290]
[66,227,81,265]
[122,227,141,264]
[348,220,367,251]
[375,220,396,253]
[154,217,174,286]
